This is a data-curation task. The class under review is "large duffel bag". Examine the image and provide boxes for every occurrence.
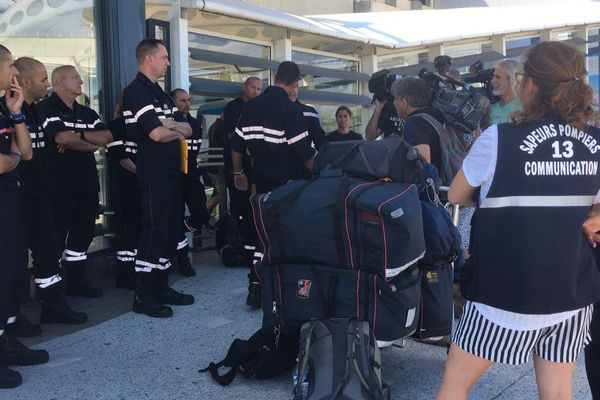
[313,137,424,183]
[257,262,421,342]
[251,172,425,279]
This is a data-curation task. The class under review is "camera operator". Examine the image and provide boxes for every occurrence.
[490,59,522,124]
[365,99,404,140]
[391,77,445,169]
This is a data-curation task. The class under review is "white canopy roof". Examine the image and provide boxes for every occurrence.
[309,3,600,49]
[189,0,600,50]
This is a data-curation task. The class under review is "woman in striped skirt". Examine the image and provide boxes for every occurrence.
[436,41,600,399]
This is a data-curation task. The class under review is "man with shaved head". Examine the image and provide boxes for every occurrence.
[37,65,112,299]
[0,45,47,389]
[11,57,87,338]
[222,76,262,305]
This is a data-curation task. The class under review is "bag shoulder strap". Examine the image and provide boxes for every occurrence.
[411,113,444,137]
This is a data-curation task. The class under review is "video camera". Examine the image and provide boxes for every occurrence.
[463,60,498,102]
[418,67,490,133]
[368,69,401,103]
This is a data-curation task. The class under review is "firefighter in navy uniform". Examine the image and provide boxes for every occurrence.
[10,58,87,336]
[231,61,316,308]
[37,65,113,298]
[223,77,262,270]
[123,39,194,318]
[106,96,139,290]
[171,88,211,277]
[0,45,49,390]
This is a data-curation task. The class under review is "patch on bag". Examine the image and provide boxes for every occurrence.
[426,271,439,283]
[297,279,312,299]
[360,211,380,225]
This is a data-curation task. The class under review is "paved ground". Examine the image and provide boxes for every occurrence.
[2,249,594,400]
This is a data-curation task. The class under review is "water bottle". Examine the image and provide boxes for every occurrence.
[292,366,309,398]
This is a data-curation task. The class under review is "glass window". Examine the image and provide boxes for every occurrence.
[292,50,359,95]
[444,42,493,74]
[0,0,107,240]
[551,31,575,41]
[378,51,429,71]
[188,31,271,83]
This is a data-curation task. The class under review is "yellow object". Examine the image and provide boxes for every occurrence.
[180,139,188,174]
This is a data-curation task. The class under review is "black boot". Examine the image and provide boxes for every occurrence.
[116,260,136,290]
[0,334,49,366]
[246,281,262,309]
[0,364,22,389]
[65,263,103,298]
[177,257,196,277]
[132,272,173,318]
[40,295,88,325]
[154,269,195,305]
[6,313,42,338]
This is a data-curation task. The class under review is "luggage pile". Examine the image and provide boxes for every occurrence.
[253,138,439,343]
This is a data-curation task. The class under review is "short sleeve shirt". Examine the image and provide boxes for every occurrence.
[326,130,364,142]
[378,102,404,137]
[0,99,16,183]
[404,107,444,171]
[122,72,186,181]
[38,93,105,193]
[17,101,47,193]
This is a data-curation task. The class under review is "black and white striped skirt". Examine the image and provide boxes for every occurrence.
[452,301,594,365]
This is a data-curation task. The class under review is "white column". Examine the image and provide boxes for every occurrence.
[428,44,443,61]
[539,29,552,43]
[576,25,590,83]
[490,34,506,57]
[272,36,292,61]
[272,35,292,83]
[169,1,190,91]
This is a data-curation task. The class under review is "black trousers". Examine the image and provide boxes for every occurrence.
[586,302,600,399]
[0,182,19,333]
[177,174,209,262]
[136,178,181,273]
[15,188,63,306]
[114,172,141,264]
[49,192,99,268]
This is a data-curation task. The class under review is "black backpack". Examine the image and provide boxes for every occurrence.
[292,319,391,400]
[214,212,245,267]
[199,326,299,385]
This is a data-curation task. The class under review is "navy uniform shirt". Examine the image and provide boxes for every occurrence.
[122,72,185,181]
[223,96,248,170]
[17,100,47,194]
[298,102,327,151]
[106,117,129,164]
[231,86,315,193]
[0,100,16,183]
[184,113,202,178]
[37,93,105,193]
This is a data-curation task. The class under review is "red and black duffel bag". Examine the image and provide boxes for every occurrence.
[250,171,425,279]
[257,262,421,342]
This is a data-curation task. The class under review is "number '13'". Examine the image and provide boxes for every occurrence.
[551,140,574,158]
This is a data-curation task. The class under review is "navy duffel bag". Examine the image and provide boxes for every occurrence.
[257,262,421,342]
[250,171,425,279]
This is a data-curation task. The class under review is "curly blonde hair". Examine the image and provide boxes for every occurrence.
[514,41,597,131]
